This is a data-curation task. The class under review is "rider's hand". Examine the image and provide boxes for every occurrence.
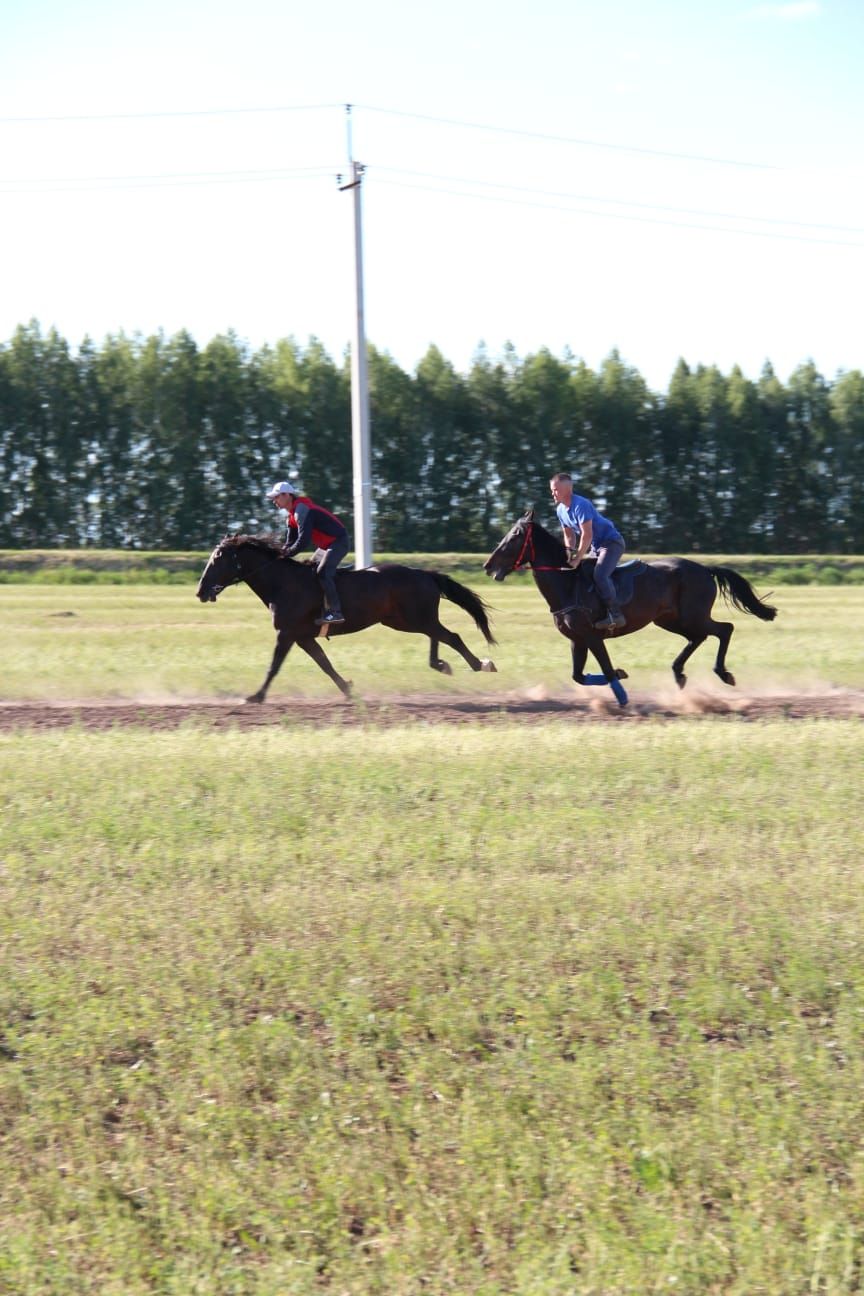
[567,552,581,568]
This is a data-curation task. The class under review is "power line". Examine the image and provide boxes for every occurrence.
[354,103,780,171]
[369,163,864,236]
[1,165,339,195]
[372,173,864,249]
[0,96,779,171]
[0,102,341,125]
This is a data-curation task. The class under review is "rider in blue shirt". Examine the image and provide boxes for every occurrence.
[550,472,626,630]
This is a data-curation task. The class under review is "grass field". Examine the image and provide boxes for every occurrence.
[2,574,864,1293]
[2,723,864,1293]
[2,549,864,586]
[1,580,863,702]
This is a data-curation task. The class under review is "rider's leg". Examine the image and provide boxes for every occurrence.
[593,541,626,629]
[315,535,349,623]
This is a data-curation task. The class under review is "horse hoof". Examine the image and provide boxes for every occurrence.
[438,660,453,676]
[480,659,497,673]
[718,671,736,687]
[245,693,265,705]
[615,669,628,680]
[675,674,686,690]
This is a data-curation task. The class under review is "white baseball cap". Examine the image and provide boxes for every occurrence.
[265,480,300,500]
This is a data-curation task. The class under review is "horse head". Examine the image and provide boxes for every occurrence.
[196,536,244,602]
[483,509,536,581]
[196,534,282,602]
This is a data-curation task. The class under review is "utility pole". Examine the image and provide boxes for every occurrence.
[340,104,372,568]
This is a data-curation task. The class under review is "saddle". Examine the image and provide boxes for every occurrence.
[579,557,647,608]
[552,558,647,630]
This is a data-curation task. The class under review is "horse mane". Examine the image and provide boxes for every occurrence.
[222,533,283,555]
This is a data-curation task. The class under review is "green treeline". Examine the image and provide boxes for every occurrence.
[1,321,862,552]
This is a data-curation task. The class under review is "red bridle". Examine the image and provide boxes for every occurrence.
[510,521,564,573]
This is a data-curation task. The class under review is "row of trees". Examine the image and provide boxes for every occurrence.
[1,321,862,552]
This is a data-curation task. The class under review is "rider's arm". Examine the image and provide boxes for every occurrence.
[574,518,593,561]
[283,502,312,555]
[561,523,579,563]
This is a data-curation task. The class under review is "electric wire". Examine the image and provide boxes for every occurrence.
[0,166,340,195]
[368,163,864,236]
[2,101,858,247]
[371,173,864,249]
[353,103,779,171]
[1,97,778,171]
[0,103,341,124]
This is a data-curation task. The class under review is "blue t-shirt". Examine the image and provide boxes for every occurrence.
[556,494,623,553]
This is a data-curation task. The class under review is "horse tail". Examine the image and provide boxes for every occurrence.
[709,566,777,622]
[431,572,497,644]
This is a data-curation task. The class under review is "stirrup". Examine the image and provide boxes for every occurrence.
[595,609,625,630]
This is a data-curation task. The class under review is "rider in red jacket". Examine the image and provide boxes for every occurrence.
[266,480,348,625]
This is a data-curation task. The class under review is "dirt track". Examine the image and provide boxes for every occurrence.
[1,689,862,731]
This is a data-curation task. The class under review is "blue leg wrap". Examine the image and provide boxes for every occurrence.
[580,673,629,705]
[610,677,628,706]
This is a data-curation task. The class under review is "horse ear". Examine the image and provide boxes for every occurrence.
[523,507,535,520]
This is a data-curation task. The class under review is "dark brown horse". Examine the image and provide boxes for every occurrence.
[196,535,497,701]
[484,510,777,706]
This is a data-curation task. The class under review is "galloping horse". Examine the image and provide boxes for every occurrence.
[484,510,777,706]
[196,535,497,701]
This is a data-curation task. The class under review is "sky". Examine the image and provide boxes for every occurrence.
[2,0,862,393]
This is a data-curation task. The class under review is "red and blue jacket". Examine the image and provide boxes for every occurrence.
[285,497,347,554]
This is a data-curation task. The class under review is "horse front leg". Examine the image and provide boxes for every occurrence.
[586,633,629,707]
[247,631,293,703]
[297,637,353,699]
[570,638,588,684]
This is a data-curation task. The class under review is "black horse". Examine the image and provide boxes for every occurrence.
[484,510,777,706]
[196,535,497,701]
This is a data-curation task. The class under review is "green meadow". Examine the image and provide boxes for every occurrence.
[3,724,864,1294]
[2,574,864,1293]
[0,580,862,701]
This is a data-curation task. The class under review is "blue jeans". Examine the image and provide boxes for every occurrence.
[593,540,625,604]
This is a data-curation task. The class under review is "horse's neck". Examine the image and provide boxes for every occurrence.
[532,526,566,567]
[240,549,281,603]
[529,528,575,611]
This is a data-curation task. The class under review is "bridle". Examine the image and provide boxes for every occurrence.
[506,520,590,622]
[509,521,566,574]
[206,543,277,596]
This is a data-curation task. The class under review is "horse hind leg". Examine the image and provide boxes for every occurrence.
[428,636,453,676]
[670,634,706,690]
[710,619,735,686]
[653,614,707,690]
[658,617,735,688]
[434,621,497,673]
